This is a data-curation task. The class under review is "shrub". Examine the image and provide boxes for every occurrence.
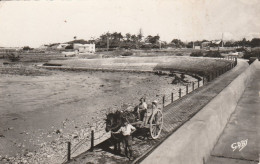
[248,57,257,64]
[175,53,183,56]
[243,49,260,59]
[7,53,20,62]
[23,46,33,51]
[204,51,223,58]
[190,51,203,57]
[65,44,73,49]
[236,47,246,52]
[121,51,133,56]
[152,45,160,49]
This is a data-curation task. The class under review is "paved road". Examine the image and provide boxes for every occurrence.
[207,61,260,164]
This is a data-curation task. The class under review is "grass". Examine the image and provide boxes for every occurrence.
[45,56,233,77]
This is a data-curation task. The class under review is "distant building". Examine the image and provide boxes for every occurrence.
[73,43,95,53]
[211,40,222,45]
[200,40,224,50]
[194,46,201,50]
[201,42,211,49]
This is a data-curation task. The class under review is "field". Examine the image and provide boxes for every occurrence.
[0,50,233,163]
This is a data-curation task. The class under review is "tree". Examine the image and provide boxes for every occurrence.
[125,33,131,42]
[111,32,123,41]
[23,46,33,50]
[186,42,193,48]
[224,41,234,47]
[250,38,260,47]
[171,39,185,48]
[137,28,143,42]
[131,34,138,42]
[145,35,160,44]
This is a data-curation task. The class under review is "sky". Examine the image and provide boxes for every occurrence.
[0,0,260,48]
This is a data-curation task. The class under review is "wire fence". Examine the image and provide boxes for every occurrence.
[63,56,237,163]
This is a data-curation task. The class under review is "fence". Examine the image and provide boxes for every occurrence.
[63,56,237,163]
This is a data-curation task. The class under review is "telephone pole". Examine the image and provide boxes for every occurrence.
[107,32,109,51]
[222,33,224,47]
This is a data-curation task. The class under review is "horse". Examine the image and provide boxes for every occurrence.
[105,111,123,154]
[105,110,137,154]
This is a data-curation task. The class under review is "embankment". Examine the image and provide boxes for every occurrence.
[142,60,259,164]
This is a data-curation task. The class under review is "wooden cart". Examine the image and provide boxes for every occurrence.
[132,108,163,139]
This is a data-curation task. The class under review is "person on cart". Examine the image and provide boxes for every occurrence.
[112,119,136,160]
[144,100,158,125]
[135,97,148,121]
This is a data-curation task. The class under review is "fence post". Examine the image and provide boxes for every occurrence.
[179,88,181,98]
[67,142,71,161]
[186,85,188,94]
[90,130,94,152]
[163,95,165,107]
[192,82,195,91]
[171,92,173,103]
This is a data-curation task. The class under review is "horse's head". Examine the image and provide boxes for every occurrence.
[105,111,123,132]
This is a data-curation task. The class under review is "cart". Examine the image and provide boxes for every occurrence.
[131,107,163,139]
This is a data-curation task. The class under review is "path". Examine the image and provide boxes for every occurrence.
[207,61,260,164]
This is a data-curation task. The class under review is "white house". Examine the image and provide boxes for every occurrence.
[194,46,201,50]
[73,43,95,53]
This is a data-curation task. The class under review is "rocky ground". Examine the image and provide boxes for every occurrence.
[0,51,234,164]
[0,59,198,164]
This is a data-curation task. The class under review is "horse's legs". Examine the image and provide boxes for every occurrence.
[118,141,121,153]
[114,141,118,154]
[114,140,122,154]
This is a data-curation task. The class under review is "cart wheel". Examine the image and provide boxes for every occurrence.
[150,110,163,139]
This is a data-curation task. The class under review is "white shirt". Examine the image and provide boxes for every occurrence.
[139,102,148,110]
[118,124,136,136]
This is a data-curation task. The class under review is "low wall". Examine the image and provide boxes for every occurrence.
[142,60,259,164]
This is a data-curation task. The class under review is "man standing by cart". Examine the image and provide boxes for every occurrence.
[112,119,136,160]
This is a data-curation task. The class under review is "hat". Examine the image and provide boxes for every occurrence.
[152,100,158,104]
[139,97,144,101]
